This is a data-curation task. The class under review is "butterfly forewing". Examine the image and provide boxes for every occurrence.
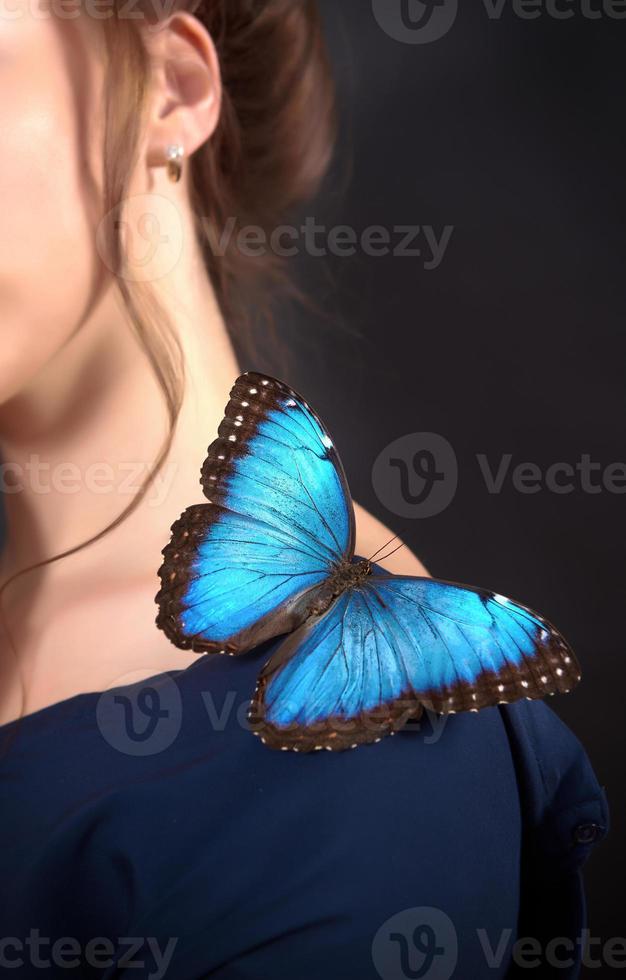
[155,373,355,655]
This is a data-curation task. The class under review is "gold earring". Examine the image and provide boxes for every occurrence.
[166,144,184,183]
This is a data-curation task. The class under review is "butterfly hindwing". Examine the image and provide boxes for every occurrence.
[250,570,581,751]
[155,373,355,655]
[249,587,426,752]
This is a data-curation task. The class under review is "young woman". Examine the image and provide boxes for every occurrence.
[0,2,607,977]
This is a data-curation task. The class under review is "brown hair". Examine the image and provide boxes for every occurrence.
[97,0,335,528]
[0,1,335,707]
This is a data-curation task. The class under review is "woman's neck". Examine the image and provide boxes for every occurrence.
[0,246,243,722]
[0,262,239,592]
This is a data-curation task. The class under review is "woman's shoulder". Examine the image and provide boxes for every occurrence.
[0,645,605,978]
[0,651,517,916]
[1,630,605,843]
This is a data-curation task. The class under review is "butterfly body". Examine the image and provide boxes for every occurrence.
[307,558,374,616]
[156,372,581,752]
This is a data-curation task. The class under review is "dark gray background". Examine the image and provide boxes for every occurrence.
[252,0,624,957]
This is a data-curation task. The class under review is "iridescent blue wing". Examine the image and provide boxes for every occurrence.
[250,571,581,751]
[156,373,355,655]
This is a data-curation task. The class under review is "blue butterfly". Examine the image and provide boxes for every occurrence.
[155,372,581,752]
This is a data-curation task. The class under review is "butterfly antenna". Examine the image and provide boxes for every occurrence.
[367,535,399,563]
[375,540,407,564]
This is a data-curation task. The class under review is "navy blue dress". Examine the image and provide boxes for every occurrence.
[0,640,607,979]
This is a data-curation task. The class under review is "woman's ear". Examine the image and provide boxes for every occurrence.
[142,13,222,178]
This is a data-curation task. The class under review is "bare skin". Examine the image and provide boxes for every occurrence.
[0,5,427,725]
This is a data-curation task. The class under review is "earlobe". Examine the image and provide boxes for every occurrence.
[144,13,222,176]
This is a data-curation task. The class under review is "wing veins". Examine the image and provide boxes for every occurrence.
[208,496,337,566]
[361,588,415,695]
[293,454,347,559]
[224,472,340,563]
[181,568,321,617]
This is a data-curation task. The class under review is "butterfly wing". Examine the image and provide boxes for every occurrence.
[156,373,355,655]
[250,572,581,751]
